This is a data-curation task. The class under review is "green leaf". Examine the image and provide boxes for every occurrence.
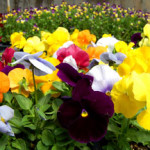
[52,81,69,92]
[38,94,50,105]
[15,94,33,110]
[52,99,63,112]
[3,91,13,104]
[0,135,8,150]
[36,141,49,150]
[42,130,55,146]
[12,138,26,150]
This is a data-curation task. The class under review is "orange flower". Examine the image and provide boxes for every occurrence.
[86,46,107,61]
[0,72,10,102]
[77,30,96,45]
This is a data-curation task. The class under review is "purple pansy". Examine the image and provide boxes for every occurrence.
[57,78,114,143]
[131,32,142,47]
[2,64,25,75]
[56,63,93,87]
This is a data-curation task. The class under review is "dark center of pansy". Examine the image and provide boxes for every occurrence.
[106,91,111,96]
[81,109,88,118]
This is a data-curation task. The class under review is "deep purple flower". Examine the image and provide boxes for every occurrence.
[56,63,93,87]
[1,64,25,75]
[58,78,114,143]
[131,33,142,47]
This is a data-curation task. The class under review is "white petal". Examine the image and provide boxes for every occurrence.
[0,105,14,122]
[87,65,121,92]
[29,57,54,74]
[63,55,78,70]
[0,121,14,136]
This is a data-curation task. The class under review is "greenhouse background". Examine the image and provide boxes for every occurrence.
[1,0,150,13]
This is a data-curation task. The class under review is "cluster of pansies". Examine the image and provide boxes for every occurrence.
[0,1,148,43]
[1,22,150,149]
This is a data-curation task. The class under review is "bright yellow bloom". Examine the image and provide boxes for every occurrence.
[111,72,146,118]
[115,41,134,55]
[8,68,46,97]
[46,27,70,56]
[10,32,26,49]
[118,46,150,76]
[143,23,150,38]
[23,36,45,54]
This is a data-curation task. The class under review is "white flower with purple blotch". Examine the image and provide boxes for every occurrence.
[12,51,56,76]
[86,64,121,93]
[0,105,14,136]
[100,52,126,65]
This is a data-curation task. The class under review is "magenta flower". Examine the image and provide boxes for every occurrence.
[56,44,89,68]
[57,78,114,143]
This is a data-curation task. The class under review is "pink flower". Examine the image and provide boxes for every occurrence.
[57,44,89,68]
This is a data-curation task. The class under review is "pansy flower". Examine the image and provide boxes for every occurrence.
[56,63,93,87]
[0,105,14,136]
[0,72,10,102]
[56,44,89,69]
[58,78,114,143]
[12,51,56,76]
[100,52,126,65]
[86,65,121,93]
[0,48,15,71]
[8,68,47,97]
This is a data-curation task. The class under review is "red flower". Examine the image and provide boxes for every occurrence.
[57,44,89,68]
[0,48,15,71]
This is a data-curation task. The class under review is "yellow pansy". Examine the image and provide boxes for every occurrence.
[111,72,147,118]
[23,36,45,54]
[8,68,47,97]
[46,27,70,56]
[143,23,150,38]
[10,32,26,49]
[115,41,134,55]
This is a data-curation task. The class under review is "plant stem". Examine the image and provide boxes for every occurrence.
[31,66,38,104]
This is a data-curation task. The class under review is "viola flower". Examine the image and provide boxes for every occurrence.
[56,44,89,68]
[23,36,45,54]
[111,72,146,118]
[86,46,107,61]
[12,51,56,76]
[8,68,47,97]
[87,65,121,93]
[100,52,126,65]
[10,32,26,49]
[58,78,114,143]
[131,33,142,47]
[0,72,10,102]
[0,48,15,71]
[0,105,14,136]
[96,36,119,52]
[56,63,93,87]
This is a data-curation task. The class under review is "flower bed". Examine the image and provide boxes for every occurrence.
[0,2,150,150]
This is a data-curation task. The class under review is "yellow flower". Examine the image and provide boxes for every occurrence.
[111,72,146,118]
[23,36,45,54]
[40,70,61,95]
[8,68,47,97]
[46,27,70,56]
[118,46,150,76]
[10,32,26,49]
[143,23,150,38]
[115,41,134,55]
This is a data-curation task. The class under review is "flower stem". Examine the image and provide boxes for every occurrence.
[31,66,38,104]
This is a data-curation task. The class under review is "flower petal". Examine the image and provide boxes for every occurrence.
[0,105,14,121]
